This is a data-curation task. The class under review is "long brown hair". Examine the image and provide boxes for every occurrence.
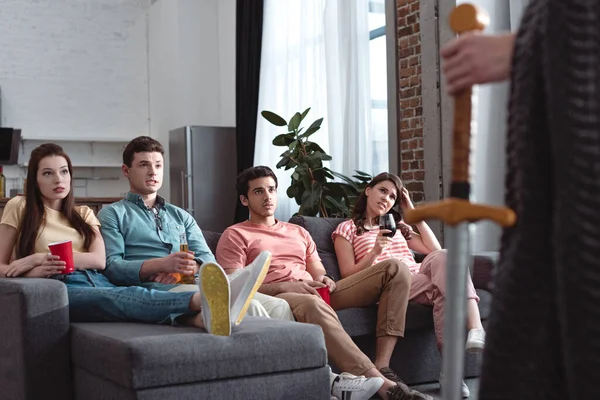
[17,143,95,258]
[351,172,411,240]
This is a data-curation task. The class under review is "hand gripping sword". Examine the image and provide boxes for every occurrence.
[403,4,516,400]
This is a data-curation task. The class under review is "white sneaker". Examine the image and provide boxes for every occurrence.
[229,251,272,325]
[199,252,272,336]
[466,328,486,354]
[198,262,231,336]
[439,372,470,398]
[331,372,384,400]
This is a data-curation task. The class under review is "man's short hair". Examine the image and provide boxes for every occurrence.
[236,166,278,197]
[123,136,165,167]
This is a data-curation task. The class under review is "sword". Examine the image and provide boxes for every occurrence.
[403,4,516,400]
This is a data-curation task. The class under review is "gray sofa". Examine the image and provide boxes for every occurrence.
[285,216,496,385]
[0,279,330,400]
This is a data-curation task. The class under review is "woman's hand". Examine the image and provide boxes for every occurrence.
[23,254,66,278]
[400,187,415,211]
[372,231,393,256]
[5,253,47,277]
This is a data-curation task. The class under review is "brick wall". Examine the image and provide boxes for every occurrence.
[397,0,424,202]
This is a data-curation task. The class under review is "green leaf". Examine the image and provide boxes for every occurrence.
[286,185,298,199]
[288,140,299,151]
[272,133,296,146]
[354,170,371,177]
[261,110,287,126]
[311,168,328,184]
[352,174,371,183]
[276,156,291,169]
[324,195,351,217]
[305,141,327,154]
[302,173,312,191]
[302,118,323,138]
[327,170,360,190]
[293,183,304,204]
[300,107,311,121]
[288,112,302,131]
[298,183,322,216]
[310,151,332,162]
[305,152,329,170]
[292,171,300,180]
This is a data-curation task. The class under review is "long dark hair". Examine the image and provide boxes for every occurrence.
[17,143,95,258]
[351,172,412,240]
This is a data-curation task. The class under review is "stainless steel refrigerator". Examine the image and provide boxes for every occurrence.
[169,126,237,232]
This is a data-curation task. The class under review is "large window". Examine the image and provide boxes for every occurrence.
[368,0,388,174]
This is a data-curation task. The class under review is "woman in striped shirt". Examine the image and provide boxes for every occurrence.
[332,172,484,398]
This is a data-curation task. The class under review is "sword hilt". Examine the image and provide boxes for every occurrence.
[449,4,489,190]
[403,198,516,227]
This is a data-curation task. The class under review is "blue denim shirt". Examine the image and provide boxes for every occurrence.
[97,192,216,288]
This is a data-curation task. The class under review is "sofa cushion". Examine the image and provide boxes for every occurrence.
[203,230,222,255]
[288,216,346,280]
[70,317,326,390]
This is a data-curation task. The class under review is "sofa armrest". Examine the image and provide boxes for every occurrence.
[0,278,73,400]
[472,251,499,291]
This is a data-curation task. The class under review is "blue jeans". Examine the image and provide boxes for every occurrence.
[52,270,195,325]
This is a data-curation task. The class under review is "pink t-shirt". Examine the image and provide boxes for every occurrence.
[216,220,321,284]
[332,219,420,274]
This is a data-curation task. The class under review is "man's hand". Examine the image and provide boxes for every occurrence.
[161,251,197,275]
[441,32,515,95]
[282,280,326,296]
[315,274,336,293]
[5,253,48,277]
[152,272,180,284]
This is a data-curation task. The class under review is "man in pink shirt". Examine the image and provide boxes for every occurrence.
[216,166,431,400]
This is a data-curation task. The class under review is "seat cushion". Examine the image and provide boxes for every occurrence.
[70,317,326,390]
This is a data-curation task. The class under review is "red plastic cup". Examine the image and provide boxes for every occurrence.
[48,240,75,274]
[316,287,331,306]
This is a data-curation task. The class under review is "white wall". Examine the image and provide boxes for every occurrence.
[0,0,237,199]
[0,0,152,197]
[0,0,150,139]
[148,0,236,201]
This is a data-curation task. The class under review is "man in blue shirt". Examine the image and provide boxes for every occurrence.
[97,136,292,321]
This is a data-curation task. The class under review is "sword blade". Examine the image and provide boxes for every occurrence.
[441,223,472,400]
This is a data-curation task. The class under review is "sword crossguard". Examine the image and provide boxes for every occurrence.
[403,198,516,227]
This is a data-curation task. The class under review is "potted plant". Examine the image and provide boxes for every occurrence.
[261,108,371,217]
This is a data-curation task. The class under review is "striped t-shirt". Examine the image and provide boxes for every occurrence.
[332,219,420,274]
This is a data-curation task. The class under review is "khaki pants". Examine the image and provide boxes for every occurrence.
[278,258,411,375]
